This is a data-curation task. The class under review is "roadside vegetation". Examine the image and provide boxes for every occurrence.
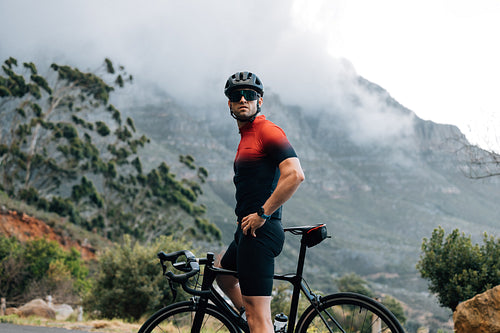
[417,226,500,312]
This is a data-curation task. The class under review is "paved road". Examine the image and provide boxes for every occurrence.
[0,323,93,333]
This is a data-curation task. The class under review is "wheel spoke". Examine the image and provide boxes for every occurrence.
[297,293,404,333]
[138,302,239,333]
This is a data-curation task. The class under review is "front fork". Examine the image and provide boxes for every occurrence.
[190,296,209,332]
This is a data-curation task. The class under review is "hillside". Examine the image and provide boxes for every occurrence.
[0,192,111,260]
[0,209,96,260]
[123,82,500,275]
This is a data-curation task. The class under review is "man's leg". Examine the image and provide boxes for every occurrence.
[216,244,244,310]
[242,295,273,333]
[215,266,244,310]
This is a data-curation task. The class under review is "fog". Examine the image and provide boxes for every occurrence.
[0,0,414,144]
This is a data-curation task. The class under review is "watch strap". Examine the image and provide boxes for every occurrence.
[257,206,272,220]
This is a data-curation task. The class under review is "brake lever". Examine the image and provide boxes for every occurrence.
[168,278,178,301]
[161,259,179,301]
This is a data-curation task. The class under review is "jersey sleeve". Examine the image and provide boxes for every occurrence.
[260,123,297,165]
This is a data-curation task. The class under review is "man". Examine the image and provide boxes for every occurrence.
[217,71,305,332]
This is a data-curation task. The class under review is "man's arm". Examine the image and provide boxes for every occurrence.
[240,157,305,237]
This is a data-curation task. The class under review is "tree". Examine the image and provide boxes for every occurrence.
[453,132,500,179]
[460,142,500,179]
[416,226,500,311]
[0,235,26,300]
[0,57,219,242]
[0,235,89,304]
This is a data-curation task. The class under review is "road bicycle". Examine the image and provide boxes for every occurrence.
[138,223,405,332]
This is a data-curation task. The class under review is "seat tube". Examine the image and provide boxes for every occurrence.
[287,242,308,332]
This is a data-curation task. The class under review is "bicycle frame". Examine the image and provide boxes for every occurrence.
[184,237,322,333]
[152,224,404,333]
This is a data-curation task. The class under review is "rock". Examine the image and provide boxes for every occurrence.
[18,299,56,319]
[5,307,19,316]
[454,285,500,333]
[53,303,74,320]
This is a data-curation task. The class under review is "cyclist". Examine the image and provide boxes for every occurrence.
[217,71,305,332]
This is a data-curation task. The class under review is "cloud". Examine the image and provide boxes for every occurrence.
[0,0,414,144]
[341,85,416,147]
[0,1,343,99]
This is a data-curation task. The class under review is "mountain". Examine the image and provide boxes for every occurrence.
[120,76,500,326]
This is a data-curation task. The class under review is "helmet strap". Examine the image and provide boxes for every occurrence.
[229,102,261,122]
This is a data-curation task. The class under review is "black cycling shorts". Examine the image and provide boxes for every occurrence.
[220,218,285,296]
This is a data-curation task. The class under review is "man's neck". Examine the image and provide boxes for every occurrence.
[236,114,262,128]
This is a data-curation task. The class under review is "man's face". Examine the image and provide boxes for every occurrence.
[228,89,263,121]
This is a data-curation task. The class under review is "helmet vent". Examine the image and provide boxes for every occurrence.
[224,71,264,97]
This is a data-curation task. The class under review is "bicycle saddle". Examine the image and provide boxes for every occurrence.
[285,224,329,247]
[284,223,326,234]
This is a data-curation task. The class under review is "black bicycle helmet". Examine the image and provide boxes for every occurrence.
[224,71,264,97]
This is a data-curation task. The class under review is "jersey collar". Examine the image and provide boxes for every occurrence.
[239,115,266,133]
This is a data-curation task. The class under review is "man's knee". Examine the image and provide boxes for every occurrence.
[242,296,272,318]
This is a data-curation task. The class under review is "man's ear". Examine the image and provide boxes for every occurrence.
[258,97,263,107]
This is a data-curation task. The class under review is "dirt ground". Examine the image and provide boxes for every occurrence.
[0,208,96,260]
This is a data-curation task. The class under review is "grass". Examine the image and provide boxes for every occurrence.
[0,314,142,332]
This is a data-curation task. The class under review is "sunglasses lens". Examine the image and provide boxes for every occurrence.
[229,90,259,102]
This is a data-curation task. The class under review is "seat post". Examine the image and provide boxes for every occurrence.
[295,239,307,278]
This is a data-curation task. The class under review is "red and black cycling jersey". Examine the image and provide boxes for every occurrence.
[233,115,297,220]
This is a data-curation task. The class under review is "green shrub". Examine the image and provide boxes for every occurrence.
[83,235,193,320]
[381,295,406,325]
[336,273,375,297]
[0,235,89,303]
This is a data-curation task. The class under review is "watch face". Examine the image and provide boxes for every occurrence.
[258,207,264,216]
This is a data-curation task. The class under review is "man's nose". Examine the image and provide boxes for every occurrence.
[238,95,247,102]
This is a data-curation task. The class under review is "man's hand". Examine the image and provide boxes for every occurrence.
[240,213,266,237]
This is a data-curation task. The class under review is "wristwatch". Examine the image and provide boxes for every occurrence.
[257,206,272,220]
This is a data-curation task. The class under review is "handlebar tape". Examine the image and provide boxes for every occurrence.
[158,250,200,283]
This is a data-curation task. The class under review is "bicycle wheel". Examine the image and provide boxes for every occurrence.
[296,292,405,333]
[139,300,241,333]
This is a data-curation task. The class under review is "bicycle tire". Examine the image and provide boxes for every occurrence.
[138,300,241,333]
[295,292,405,333]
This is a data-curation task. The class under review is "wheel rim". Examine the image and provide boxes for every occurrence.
[299,295,403,333]
[142,303,239,333]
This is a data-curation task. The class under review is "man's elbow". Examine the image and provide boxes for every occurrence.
[293,168,305,184]
[281,158,305,184]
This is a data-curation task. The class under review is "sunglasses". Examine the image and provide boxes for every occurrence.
[228,90,260,102]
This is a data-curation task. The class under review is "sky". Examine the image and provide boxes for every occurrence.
[1,0,499,151]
